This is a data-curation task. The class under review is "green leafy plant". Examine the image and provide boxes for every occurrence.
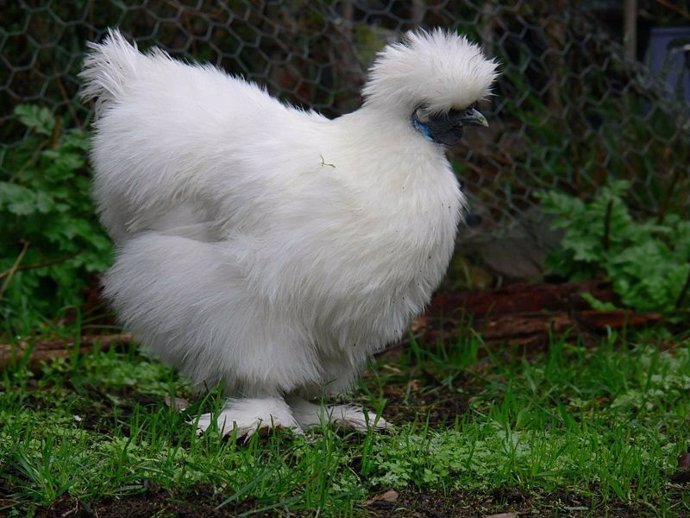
[539,180,690,313]
[0,105,111,331]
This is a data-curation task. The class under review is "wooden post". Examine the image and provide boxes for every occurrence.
[624,0,638,61]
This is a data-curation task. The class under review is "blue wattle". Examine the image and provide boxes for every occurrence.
[411,115,434,142]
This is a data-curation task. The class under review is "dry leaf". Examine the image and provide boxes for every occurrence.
[164,396,188,411]
[364,489,399,506]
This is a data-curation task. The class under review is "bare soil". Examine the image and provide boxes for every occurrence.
[33,483,663,517]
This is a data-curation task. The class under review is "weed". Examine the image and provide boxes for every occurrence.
[539,180,690,314]
[0,105,111,333]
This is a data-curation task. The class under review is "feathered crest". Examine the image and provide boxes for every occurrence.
[362,28,499,114]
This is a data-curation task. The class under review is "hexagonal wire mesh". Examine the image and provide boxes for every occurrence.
[2,0,689,284]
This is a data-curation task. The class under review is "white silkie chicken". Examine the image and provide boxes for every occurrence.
[80,28,497,436]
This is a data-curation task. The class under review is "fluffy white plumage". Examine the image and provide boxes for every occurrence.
[80,28,497,436]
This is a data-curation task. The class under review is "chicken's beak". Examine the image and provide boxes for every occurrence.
[412,106,490,147]
[460,107,489,128]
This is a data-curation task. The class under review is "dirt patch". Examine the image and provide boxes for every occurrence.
[32,485,663,518]
[34,484,260,518]
[365,487,644,517]
[67,381,164,435]
[379,374,472,427]
[420,281,663,348]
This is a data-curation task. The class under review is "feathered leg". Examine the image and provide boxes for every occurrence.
[287,396,388,432]
[195,397,302,438]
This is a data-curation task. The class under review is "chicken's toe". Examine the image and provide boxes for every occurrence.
[192,397,303,439]
[288,397,388,432]
[328,404,389,432]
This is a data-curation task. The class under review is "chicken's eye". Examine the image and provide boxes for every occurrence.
[414,105,431,123]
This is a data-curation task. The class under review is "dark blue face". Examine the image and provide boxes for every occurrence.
[411,106,488,147]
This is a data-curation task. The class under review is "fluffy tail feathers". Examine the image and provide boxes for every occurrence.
[79,29,140,114]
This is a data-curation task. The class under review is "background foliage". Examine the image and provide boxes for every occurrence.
[1,1,689,329]
[540,181,690,313]
[0,105,111,332]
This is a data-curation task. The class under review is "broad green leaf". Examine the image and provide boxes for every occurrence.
[15,104,55,136]
[0,182,39,215]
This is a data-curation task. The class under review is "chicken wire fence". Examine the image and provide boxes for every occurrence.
[2,0,689,282]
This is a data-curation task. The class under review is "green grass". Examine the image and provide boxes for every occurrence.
[1,328,689,516]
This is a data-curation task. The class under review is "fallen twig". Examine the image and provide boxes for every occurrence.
[0,251,80,280]
[0,333,133,371]
[0,240,30,299]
